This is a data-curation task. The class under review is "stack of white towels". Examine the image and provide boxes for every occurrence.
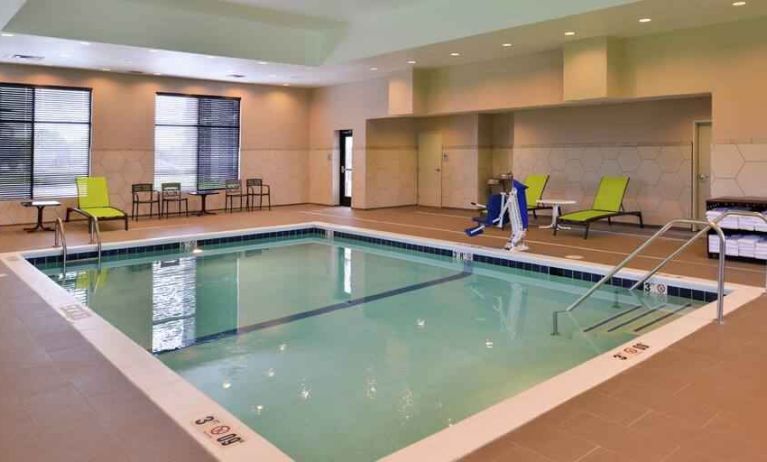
[706,207,767,230]
[709,234,767,259]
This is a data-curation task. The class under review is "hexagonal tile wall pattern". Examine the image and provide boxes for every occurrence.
[711,143,767,198]
[514,143,693,225]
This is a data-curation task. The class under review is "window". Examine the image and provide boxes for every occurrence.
[154,93,240,191]
[0,84,91,199]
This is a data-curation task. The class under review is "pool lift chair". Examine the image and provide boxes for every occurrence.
[465,177,529,252]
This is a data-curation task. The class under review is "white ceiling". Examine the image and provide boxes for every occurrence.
[0,0,765,87]
[222,0,424,21]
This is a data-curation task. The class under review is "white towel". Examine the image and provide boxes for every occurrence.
[738,235,761,258]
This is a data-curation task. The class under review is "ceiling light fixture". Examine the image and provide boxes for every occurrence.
[638,18,652,23]
[564,31,576,36]
[450,52,460,57]
[370,67,378,71]
[407,60,416,64]
[149,49,159,53]
[502,43,513,47]
[101,68,111,71]
[282,83,290,87]
[257,61,268,65]
[1,33,14,37]
[80,41,91,46]
[732,1,746,6]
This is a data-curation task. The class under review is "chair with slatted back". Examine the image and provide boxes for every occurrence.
[131,183,160,221]
[246,178,271,211]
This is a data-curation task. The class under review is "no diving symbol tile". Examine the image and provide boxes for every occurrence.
[59,303,91,321]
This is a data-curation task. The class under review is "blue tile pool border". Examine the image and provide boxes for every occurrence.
[26,225,717,303]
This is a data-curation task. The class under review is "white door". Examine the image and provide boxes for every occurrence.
[694,122,712,221]
[418,132,442,207]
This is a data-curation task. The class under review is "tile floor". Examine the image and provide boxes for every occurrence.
[1,204,765,461]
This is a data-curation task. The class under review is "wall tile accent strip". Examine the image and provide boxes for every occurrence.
[711,142,767,198]
[28,226,716,302]
[514,144,693,225]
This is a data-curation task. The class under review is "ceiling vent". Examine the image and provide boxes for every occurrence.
[228,74,246,79]
[12,54,44,61]
[128,70,146,75]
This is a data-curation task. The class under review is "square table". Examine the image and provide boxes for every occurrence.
[21,200,61,232]
[188,191,220,216]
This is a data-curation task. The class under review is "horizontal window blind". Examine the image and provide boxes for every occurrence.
[154,94,240,191]
[0,84,91,200]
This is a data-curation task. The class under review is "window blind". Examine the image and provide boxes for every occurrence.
[154,94,240,191]
[0,84,91,200]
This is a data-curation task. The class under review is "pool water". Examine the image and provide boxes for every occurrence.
[41,236,703,461]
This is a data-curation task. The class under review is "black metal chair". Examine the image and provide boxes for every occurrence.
[131,183,160,221]
[160,182,188,218]
[225,179,247,213]
[246,178,271,211]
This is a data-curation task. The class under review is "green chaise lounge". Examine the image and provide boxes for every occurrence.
[554,176,642,239]
[524,174,550,218]
[66,176,129,231]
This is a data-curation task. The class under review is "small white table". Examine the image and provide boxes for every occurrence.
[537,199,576,230]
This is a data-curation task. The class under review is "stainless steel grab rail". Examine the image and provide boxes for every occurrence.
[632,211,767,292]
[53,217,68,275]
[67,207,103,266]
[551,215,741,335]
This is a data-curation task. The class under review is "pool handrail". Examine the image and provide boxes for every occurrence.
[552,211,756,335]
[53,217,68,274]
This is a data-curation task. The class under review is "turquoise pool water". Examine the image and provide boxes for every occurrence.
[41,236,703,461]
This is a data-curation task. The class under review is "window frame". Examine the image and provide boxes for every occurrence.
[0,82,93,200]
[154,92,242,192]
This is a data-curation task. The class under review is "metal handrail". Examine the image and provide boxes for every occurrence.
[632,211,767,291]
[54,217,68,275]
[552,218,728,335]
[68,207,103,265]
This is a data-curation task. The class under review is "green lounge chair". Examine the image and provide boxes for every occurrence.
[524,174,550,218]
[554,176,642,239]
[66,177,129,230]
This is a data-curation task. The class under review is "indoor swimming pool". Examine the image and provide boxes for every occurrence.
[35,231,709,461]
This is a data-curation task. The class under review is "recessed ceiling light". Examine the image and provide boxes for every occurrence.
[450,52,460,57]
[100,68,111,71]
[638,18,652,23]
[369,67,378,71]
[149,49,159,53]
[257,61,268,65]
[205,55,215,59]
[80,41,91,46]
[733,1,746,6]
[502,43,513,47]
[282,83,290,87]
[407,60,416,64]
[1,33,14,37]
[153,72,162,76]
[564,31,576,36]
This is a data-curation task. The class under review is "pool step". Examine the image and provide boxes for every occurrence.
[584,302,693,336]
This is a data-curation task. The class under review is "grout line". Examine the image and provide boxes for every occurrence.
[626,409,653,428]
[573,445,603,462]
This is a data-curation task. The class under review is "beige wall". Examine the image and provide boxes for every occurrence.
[0,63,311,226]
[308,78,389,207]
[513,97,711,225]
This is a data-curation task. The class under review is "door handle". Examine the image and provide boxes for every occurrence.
[698,174,709,181]
[435,168,441,172]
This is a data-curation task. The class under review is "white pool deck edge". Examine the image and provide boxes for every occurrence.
[2,221,762,462]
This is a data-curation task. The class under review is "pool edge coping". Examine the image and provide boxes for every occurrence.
[1,221,762,462]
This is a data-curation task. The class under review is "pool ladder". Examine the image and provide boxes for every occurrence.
[552,211,767,335]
